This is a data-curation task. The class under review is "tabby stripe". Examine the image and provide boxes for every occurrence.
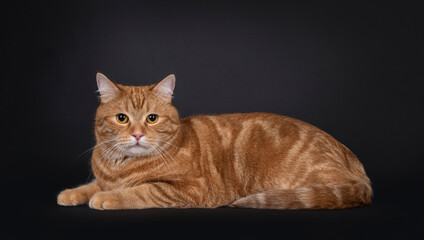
[285,131,314,187]
[151,184,174,205]
[148,190,164,206]
[150,189,172,206]
[134,188,147,202]
[208,116,244,194]
[233,120,250,191]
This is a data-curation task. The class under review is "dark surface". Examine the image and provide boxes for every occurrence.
[3,1,423,239]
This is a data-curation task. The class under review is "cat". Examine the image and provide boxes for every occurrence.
[57,73,372,210]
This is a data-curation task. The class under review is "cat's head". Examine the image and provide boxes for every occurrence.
[94,73,180,159]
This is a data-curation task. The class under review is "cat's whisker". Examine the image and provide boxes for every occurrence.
[151,149,161,182]
[152,144,182,181]
[154,139,179,149]
[155,143,182,174]
[101,144,116,160]
[152,146,171,172]
[145,139,183,181]
[148,148,163,182]
[73,139,117,164]
[114,145,128,166]
[82,139,117,155]
[152,145,176,177]
[85,169,94,184]
[101,142,122,163]
[117,145,130,166]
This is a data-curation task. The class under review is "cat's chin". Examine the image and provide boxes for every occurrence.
[125,145,150,158]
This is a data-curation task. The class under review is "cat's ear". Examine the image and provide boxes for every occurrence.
[152,74,175,101]
[96,73,120,103]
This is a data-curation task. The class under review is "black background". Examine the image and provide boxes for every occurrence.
[2,1,423,239]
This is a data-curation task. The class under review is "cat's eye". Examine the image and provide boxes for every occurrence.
[116,114,129,124]
[146,114,158,124]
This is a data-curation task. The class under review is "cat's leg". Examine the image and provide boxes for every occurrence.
[89,182,194,210]
[57,181,101,206]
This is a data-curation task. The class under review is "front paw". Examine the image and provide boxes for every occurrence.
[57,188,89,206]
[89,191,122,210]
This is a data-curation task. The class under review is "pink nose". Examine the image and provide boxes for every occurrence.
[132,132,143,140]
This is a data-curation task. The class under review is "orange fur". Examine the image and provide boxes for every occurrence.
[58,73,372,210]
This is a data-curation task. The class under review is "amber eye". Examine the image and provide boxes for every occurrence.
[146,114,158,124]
[116,114,129,124]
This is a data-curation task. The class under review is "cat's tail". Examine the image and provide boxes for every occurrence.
[230,179,372,209]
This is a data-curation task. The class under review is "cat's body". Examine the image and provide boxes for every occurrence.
[58,74,372,210]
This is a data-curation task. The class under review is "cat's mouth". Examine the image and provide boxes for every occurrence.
[128,141,151,151]
[131,143,148,148]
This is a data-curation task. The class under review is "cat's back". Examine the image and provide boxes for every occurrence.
[182,112,318,143]
[180,112,332,160]
[181,112,359,170]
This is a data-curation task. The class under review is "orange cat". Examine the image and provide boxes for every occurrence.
[57,73,372,210]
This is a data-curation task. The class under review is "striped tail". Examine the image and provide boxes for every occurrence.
[230,180,372,209]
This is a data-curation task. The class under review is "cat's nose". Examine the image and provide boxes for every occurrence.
[132,132,144,141]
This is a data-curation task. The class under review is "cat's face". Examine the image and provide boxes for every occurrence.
[94,73,179,159]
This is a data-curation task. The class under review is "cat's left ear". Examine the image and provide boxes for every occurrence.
[153,74,175,101]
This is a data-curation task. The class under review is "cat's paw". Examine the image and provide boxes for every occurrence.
[89,191,122,210]
[57,188,89,206]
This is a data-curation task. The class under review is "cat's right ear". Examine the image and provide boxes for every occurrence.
[96,73,120,103]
